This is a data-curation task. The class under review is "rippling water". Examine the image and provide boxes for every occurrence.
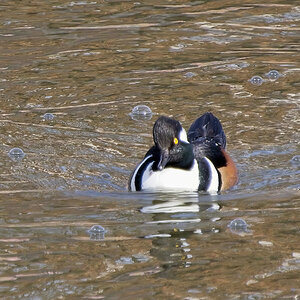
[0,0,299,298]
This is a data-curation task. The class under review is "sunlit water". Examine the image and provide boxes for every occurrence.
[0,0,299,298]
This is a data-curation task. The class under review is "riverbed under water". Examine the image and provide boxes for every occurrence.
[0,0,299,299]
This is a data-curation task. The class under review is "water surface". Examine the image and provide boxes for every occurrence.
[0,0,299,298]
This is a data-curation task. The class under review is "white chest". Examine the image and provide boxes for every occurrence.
[142,161,200,191]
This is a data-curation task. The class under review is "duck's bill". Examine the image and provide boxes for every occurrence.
[157,150,169,170]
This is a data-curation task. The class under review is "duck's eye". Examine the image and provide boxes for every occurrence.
[173,137,178,145]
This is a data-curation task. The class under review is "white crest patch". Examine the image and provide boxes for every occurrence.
[179,128,188,143]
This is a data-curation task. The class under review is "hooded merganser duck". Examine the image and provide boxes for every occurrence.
[129,113,238,192]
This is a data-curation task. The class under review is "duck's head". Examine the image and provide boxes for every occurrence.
[153,116,193,170]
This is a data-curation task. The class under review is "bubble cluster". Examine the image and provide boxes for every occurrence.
[249,69,282,86]
[8,148,26,161]
[88,225,106,240]
[265,70,281,81]
[42,113,55,121]
[249,75,264,86]
[130,105,152,121]
[228,218,249,233]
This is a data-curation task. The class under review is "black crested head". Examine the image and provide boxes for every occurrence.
[153,116,182,150]
[152,116,194,170]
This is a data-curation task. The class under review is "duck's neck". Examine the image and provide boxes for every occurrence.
[166,143,195,170]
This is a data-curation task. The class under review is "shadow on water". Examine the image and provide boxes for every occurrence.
[0,0,299,298]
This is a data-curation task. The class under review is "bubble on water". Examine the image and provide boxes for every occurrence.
[42,113,55,121]
[101,173,112,180]
[89,225,105,233]
[265,70,281,81]
[88,225,106,240]
[249,75,264,86]
[183,72,197,78]
[8,147,25,161]
[129,105,152,121]
[290,155,300,166]
[228,218,249,234]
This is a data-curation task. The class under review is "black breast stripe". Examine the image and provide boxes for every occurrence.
[197,158,222,192]
[197,158,211,191]
[217,169,222,191]
[134,156,154,191]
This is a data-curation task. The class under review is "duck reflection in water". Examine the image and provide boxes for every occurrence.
[141,192,222,269]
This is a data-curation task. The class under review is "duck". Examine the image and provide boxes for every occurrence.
[128,112,238,192]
